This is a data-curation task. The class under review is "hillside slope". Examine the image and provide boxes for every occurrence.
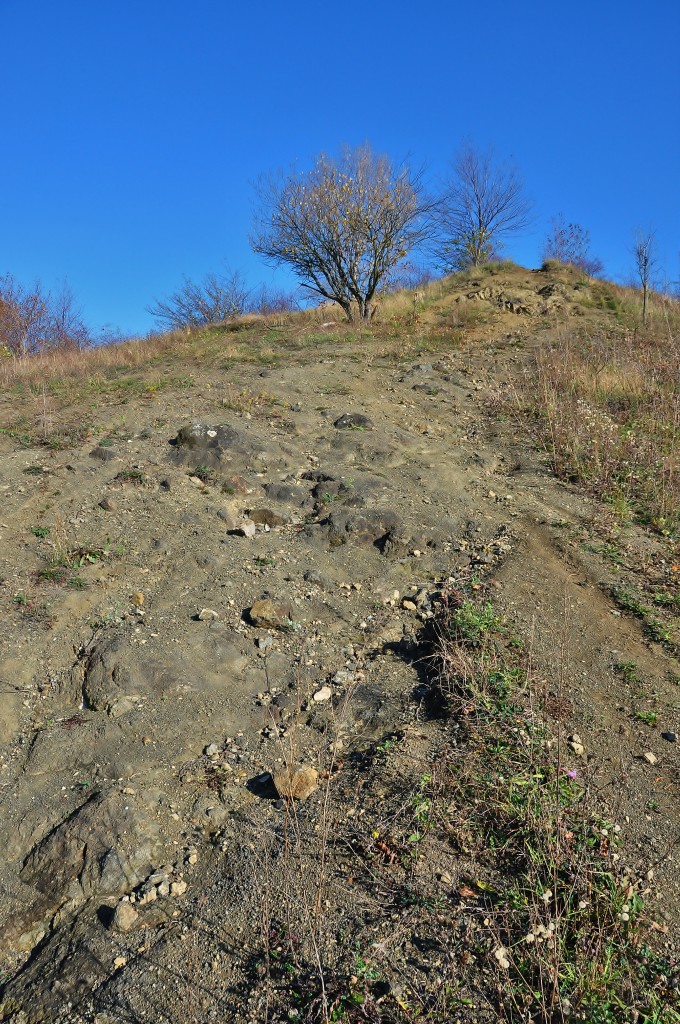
[0,265,678,1023]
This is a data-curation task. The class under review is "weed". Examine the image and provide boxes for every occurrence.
[254,555,276,567]
[192,464,215,484]
[614,660,641,686]
[634,709,658,726]
[31,525,50,538]
[114,468,145,486]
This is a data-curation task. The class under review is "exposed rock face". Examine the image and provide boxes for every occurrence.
[82,636,145,711]
[21,790,164,903]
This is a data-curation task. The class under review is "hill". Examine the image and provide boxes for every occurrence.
[0,263,678,1023]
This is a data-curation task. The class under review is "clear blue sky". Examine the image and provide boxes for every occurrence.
[1,0,678,337]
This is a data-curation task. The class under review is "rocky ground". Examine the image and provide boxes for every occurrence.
[0,266,677,1022]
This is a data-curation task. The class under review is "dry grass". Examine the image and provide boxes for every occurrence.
[521,302,680,535]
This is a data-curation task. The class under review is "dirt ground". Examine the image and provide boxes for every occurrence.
[0,267,677,1022]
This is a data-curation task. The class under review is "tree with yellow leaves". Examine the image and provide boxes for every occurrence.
[251,145,430,321]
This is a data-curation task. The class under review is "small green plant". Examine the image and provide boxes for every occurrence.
[634,709,658,726]
[31,525,50,538]
[192,464,215,484]
[614,660,640,685]
[254,555,276,567]
[115,468,145,485]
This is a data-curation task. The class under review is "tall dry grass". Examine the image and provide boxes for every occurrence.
[523,304,680,534]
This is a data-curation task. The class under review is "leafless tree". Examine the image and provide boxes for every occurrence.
[248,283,300,315]
[147,269,250,330]
[0,274,49,355]
[251,144,431,321]
[542,216,604,276]
[47,282,91,349]
[433,144,533,271]
[0,274,91,355]
[632,230,658,327]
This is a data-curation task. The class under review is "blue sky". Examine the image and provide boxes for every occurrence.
[1,0,678,336]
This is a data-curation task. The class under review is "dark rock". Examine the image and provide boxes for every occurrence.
[90,445,118,462]
[301,470,335,483]
[378,527,410,558]
[333,413,374,430]
[263,482,304,503]
[171,423,241,468]
[662,731,678,743]
[326,508,402,548]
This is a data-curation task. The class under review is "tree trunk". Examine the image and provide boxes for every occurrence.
[642,284,648,327]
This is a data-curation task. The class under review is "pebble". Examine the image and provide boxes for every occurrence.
[643,751,658,764]
[204,743,220,756]
[171,879,188,896]
[313,685,332,703]
[198,608,219,621]
[237,520,257,538]
[568,734,585,756]
[112,900,139,933]
[661,731,677,743]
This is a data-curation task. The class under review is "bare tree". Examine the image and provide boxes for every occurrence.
[0,274,49,356]
[433,145,533,271]
[542,216,604,276]
[632,230,658,327]
[147,269,250,330]
[251,145,430,321]
[0,274,91,355]
[248,283,300,315]
[46,282,91,350]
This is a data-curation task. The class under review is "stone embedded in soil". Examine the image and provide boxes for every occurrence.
[99,496,117,511]
[248,598,293,630]
[273,766,318,801]
[661,731,677,743]
[197,608,219,621]
[90,445,118,462]
[313,685,332,703]
[643,751,658,765]
[171,423,241,468]
[263,482,304,504]
[174,423,239,451]
[333,412,374,430]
